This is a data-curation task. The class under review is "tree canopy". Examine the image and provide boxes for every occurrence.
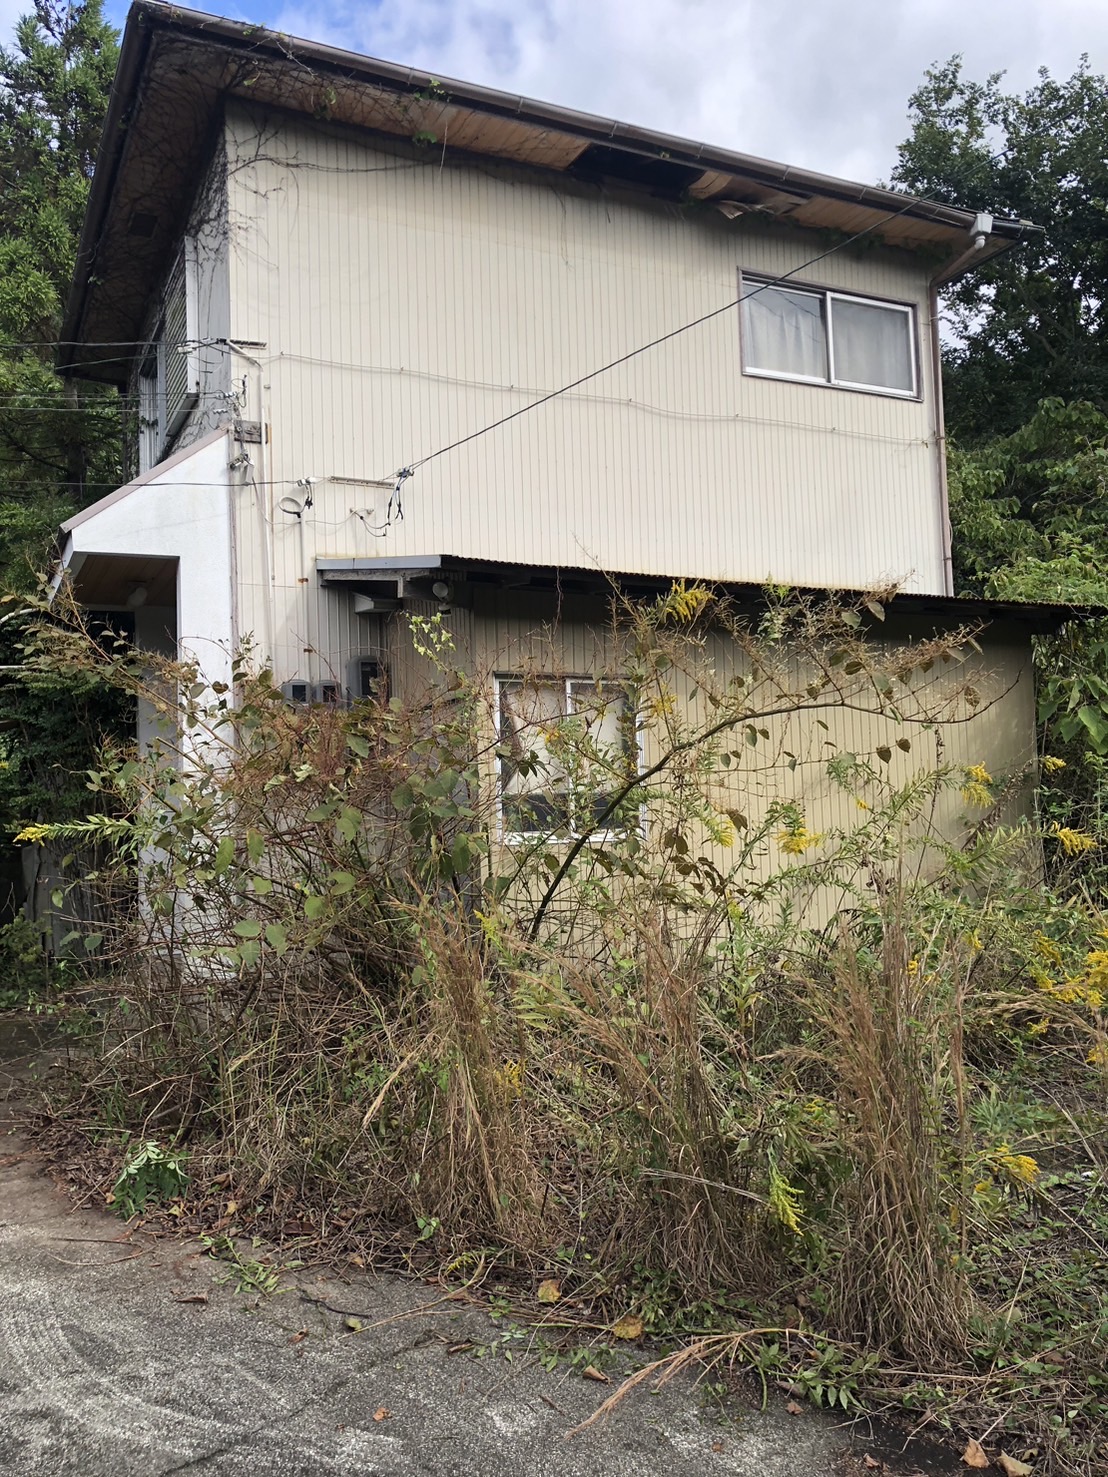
[894,58,1108,443]
[896,56,1108,853]
[0,2,123,837]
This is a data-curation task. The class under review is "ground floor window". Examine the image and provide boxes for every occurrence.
[496,677,638,838]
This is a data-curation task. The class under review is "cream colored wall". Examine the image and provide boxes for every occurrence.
[379,591,1037,905]
[222,105,949,684]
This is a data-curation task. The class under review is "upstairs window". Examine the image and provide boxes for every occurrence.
[137,242,200,470]
[496,678,637,838]
[740,276,917,397]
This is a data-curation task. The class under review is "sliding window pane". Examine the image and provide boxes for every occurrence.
[830,296,914,393]
[499,681,571,833]
[742,284,827,380]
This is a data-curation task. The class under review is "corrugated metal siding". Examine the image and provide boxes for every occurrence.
[380,594,1037,916]
[224,105,948,684]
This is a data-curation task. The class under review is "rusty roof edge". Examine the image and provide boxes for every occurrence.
[330,553,1096,627]
[59,0,1041,373]
[136,1,1034,235]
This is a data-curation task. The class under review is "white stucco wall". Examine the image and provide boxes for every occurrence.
[61,429,238,695]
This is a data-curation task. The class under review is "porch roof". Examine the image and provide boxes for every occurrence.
[315,555,1095,634]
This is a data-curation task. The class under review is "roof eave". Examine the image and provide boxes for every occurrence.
[59,0,1041,379]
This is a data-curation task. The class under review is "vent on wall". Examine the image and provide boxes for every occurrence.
[281,666,386,708]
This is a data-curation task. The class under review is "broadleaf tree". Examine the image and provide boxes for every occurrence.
[0,2,126,899]
[896,58,1108,872]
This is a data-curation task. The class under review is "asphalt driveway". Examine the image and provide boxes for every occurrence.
[0,1014,858,1476]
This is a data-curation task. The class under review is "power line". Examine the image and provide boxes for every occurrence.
[402,190,943,480]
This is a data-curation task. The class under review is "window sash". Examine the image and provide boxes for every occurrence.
[741,277,917,398]
[496,677,637,839]
[136,242,200,471]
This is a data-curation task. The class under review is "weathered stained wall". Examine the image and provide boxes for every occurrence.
[221,104,949,686]
[381,590,1038,904]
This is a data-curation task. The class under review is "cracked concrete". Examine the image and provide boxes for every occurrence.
[0,1015,855,1476]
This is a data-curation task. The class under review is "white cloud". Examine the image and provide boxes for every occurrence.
[264,0,1108,183]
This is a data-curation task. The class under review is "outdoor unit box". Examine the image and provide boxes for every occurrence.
[281,679,312,706]
[349,656,387,702]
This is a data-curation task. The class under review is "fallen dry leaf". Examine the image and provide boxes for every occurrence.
[785,1401,803,1416]
[289,1330,308,1345]
[581,1365,610,1383]
[347,1252,365,1268]
[225,1200,238,1216]
[962,1438,990,1469]
[863,1458,882,1470]
[611,1313,644,1341]
[373,1407,391,1422]
[536,1278,561,1305]
[711,1440,724,1453]
[998,1454,1032,1477]
[171,1292,209,1305]
[344,1316,363,1333]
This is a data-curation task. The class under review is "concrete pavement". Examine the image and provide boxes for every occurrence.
[0,1015,857,1476]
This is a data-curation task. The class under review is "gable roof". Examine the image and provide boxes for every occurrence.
[60,1,1037,384]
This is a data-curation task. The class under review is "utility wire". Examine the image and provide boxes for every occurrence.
[400,189,963,483]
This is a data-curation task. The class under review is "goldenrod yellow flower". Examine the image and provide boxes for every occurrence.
[1033,931,1063,965]
[993,1145,1039,1186]
[1028,1019,1050,1037]
[1053,825,1097,856]
[776,825,823,855]
[496,1059,525,1100]
[855,797,870,811]
[12,822,51,845]
[1042,755,1067,772]
[966,763,992,785]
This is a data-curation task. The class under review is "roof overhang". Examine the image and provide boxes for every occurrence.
[61,1,1040,385]
[316,555,1092,635]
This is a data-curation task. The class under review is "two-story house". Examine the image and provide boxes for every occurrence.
[55,2,1073,862]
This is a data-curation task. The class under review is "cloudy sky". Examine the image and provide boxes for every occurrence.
[71,0,1106,183]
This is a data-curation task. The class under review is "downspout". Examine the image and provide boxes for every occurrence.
[927,213,995,598]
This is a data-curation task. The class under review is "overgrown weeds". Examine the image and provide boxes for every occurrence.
[18,585,1108,1472]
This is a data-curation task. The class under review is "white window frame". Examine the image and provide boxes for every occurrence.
[494,675,642,844]
[739,274,920,400]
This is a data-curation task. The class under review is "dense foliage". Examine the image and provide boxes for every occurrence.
[896,60,1108,878]
[894,58,1108,444]
[0,3,124,871]
[31,597,1108,1473]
